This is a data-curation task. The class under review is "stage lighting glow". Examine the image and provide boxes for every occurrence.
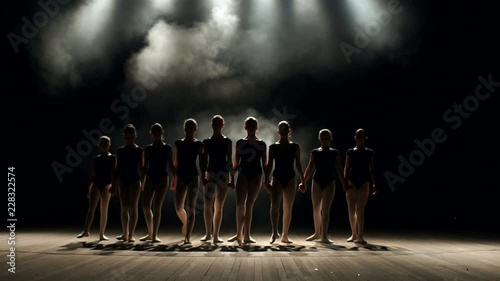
[72,0,116,44]
[293,0,330,36]
[130,0,238,88]
[149,0,175,13]
[345,0,383,25]
[253,0,279,28]
[210,0,238,36]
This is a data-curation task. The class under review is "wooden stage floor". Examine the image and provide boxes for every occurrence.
[1,227,499,281]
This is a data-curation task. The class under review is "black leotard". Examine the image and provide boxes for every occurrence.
[236,138,266,180]
[346,147,374,187]
[92,153,116,191]
[270,142,299,186]
[175,139,203,186]
[312,148,339,188]
[116,145,143,185]
[203,137,232,175]
[144,143,172,184]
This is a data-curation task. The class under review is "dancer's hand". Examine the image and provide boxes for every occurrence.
[298,182,307,193]
[371,184,378,196]
[228,181,235,190]
[86,191,90,199]
[170,182,176,191]
[265,180,272,193]
[202,177,209,186]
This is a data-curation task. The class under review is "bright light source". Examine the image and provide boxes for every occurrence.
[72,0,117,43]
[149,0,175,13]
[345,0,382,24]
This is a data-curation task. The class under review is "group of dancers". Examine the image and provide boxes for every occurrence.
[77,115,377,245]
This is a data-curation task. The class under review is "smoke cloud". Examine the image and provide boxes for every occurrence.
[30,0,421,152]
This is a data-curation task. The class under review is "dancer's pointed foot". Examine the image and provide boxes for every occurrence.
[99,235,109,241]
[355,236,367,244]
[213,237,224,244]
[128,237,136,243]
[77,231,89,238]
[152,236,161,243]
[305,234,320,241]
[200,234,212,242]
[269,233,280,244]
[320,237,333,244]
[243,236,256,243]
[281,236,293,244]
[116,234,125,241]
[346,235,357,242]
[140,235,153,242]
[183,237,191,245]
[227,234,240,242]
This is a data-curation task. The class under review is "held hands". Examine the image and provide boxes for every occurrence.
[228,173,235,189]
[298,182,307,193]
[265,178,272,193]
[371,184,378,196]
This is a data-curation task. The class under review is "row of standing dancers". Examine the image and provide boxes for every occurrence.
[77,115,377,245]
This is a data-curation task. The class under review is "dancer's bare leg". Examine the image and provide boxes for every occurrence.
[184,177,199,244]
[174,178,188,238]
[77,187,100,238]
[119,183,131,241]
[346,182,358,242]
[243,175,262,243]
[201,180,216,241]
[99,184,112,240]
[127,180,141,242]
[269,178,282,244]
[320,182,335,243]
[306,181,322,241]
[355,182,369,243]
[141,179,154,241]
[152,179,168,242]
[229,174,248,243]
[281,179,296,243]
[213,174,229,243]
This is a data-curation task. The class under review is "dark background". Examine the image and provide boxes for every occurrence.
[4,1,499,234]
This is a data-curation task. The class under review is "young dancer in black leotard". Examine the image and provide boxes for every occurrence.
[173,119,203,244]
[201,115,233,243]
[77,136,116,241]
[265,121,306,244]
[344,128,377,244]
[303,129,347,243]
[115,124,144,243]
[227,117,267,244]
[140,123,174,243]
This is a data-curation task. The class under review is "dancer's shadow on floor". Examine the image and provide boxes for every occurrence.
[318,242,390,252]
[351,243,390,251]
[60,240,312,253]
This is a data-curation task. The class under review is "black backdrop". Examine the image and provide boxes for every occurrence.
[4,1,499,233]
